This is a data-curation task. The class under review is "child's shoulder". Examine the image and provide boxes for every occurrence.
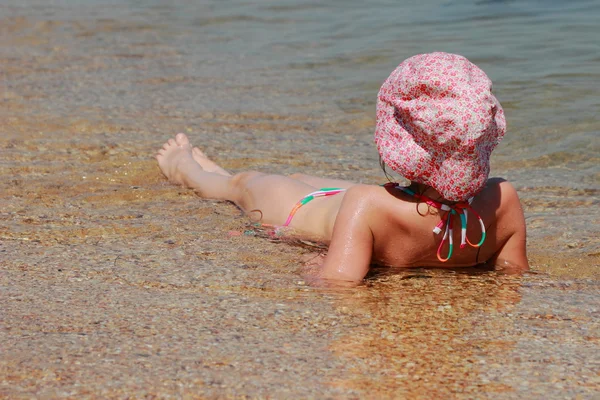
[479,177,526,244]
[341,183,428,218]
[485,177,516,191]
[481,178,528,271]
[341,184,392,207]
[480,177,523,211]
[340,184,407,211]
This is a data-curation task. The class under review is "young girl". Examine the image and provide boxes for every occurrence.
[156,52,528,282]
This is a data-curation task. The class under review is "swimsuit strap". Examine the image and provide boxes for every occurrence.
[283,187,346,227]
[386,183,486,262]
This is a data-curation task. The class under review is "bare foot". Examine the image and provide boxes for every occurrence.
[192,147,231,176]
[156,133,197,185]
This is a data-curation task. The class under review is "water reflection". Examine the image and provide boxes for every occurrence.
[325,270,524,396]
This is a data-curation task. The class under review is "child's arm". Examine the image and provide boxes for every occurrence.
[491,181,529,272]
[319,186,374,282]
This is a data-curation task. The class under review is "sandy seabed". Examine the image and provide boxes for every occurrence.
[1,12,599,399]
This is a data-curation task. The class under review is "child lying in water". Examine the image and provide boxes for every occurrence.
[156,52,528,282]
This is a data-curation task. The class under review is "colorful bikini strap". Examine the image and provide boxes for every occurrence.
[389,183,486,262]
[283,187,346,227]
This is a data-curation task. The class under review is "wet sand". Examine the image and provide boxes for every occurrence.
[1,10,599,399]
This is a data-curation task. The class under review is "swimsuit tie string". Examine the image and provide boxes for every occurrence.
[283,188,345,227]
[393,184,486,262]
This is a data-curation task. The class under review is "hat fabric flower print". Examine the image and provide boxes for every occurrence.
[374,52,506,202]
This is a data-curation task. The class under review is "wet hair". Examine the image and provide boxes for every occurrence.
[379,155,400,184]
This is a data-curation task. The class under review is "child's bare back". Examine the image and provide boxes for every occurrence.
[156,52,529,283]
[319,180,527,281]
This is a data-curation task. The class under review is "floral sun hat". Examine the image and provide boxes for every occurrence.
[374,52,506,202]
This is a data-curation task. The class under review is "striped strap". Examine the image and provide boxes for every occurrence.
[283,188,346,227]
[395,185,486,262]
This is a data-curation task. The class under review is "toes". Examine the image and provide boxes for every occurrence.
[156,134,191,162]
[162,139,176,150]
[175,133,190,146]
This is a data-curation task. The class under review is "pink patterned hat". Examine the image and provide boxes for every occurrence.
[374,52,506,202]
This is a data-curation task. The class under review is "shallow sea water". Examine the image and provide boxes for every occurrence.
[1,0,599,398]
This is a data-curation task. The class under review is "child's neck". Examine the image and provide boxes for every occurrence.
[408,182,456,205]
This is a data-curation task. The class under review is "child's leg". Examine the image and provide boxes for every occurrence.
[156,134,234,200]
[189,146,357,191]
[288,173,357,189]
[190,147,232,177]
[156,134,339,231]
